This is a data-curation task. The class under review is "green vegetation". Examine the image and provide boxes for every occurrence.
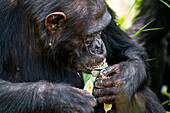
[82,73,95,85]
[105,0,141,30]
[160,0,170,8]
[119,0,140,29]
[161,86,170,112]
[131,19,155,38]
[87,0,170,111]
[146,58,157,62]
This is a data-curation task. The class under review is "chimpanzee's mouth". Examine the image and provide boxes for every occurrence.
[87,58,107,71]
[77,58,107,74]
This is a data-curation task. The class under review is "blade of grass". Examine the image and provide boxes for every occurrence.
[160,0,170,8]
[121,0,139,26]
[161,100,170,106]
[142,27,164,32]
[146,58,157,62]
[131,19,155,38]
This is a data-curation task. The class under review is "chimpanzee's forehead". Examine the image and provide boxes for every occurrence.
[62,0,111,34]
[24,0,111,34]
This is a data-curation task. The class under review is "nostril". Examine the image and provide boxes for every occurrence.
[95,43,105,54]
[87,37,106,55]
[97,48,104,54]
[91,46,104,55]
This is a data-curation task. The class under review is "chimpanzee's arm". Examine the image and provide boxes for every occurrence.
[0,80,96,113]
[93,20,148,111]
[93,18,166,112]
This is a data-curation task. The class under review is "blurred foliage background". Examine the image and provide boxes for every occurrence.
[105,0,170,112]
[106,0,141,30]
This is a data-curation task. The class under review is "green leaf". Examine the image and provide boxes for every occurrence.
[162,100,170,106]
[142,27,164,32]
[146,58,157,62]
[162,92,168,96]
[131,19,155,38]
[160,0,170,8]
[120,0,139,26]
[82,73,96,85]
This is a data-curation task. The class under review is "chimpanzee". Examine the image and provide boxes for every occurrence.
[128,0,170,99]
[0,0,165,113]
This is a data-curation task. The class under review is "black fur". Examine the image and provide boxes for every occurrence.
[128,0,170,99]
[0,0,165,113]
[96,14,165,113]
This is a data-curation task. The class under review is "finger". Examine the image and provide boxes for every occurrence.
[101,64,120,77]
[97,95,115,103]
[112,64,120,73]
[104,94,123,104]
[73,87,91,96]
[95,77,123,88]
[113,79,122,87]
[72,87,97,107]
[94,77,114,88]
[89,97,97,107]
[93,87,115,97]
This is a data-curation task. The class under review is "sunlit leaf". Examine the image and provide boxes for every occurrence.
[142,27,164,32]
[160,0,170,8]
[131,19,155,38]
[146,58,157,62]
[162,100,170,106]
[82,73,96,85]
[121,0,139,26]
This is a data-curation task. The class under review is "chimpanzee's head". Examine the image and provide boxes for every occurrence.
[43,0,111,73]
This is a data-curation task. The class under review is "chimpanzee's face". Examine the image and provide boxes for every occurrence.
[45,0,111,73]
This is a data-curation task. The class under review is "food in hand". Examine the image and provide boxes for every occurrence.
[84,60,112,113]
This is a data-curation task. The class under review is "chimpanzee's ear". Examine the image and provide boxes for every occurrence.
[45,12,66,31]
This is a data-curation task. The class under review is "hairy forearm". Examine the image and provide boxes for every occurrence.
[118,59,148,93]
[0,80,96,113]
[0,81,52,112]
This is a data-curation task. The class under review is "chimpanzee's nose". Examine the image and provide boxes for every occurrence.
[90,37,106,56]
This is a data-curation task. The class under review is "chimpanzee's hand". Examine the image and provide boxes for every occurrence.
[37,83,96,113]
[93,64,128,104]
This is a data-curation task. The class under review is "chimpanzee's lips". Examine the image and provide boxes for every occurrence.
[87,58,107,71]
[78,58,106,74]
[75,58,107,74]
